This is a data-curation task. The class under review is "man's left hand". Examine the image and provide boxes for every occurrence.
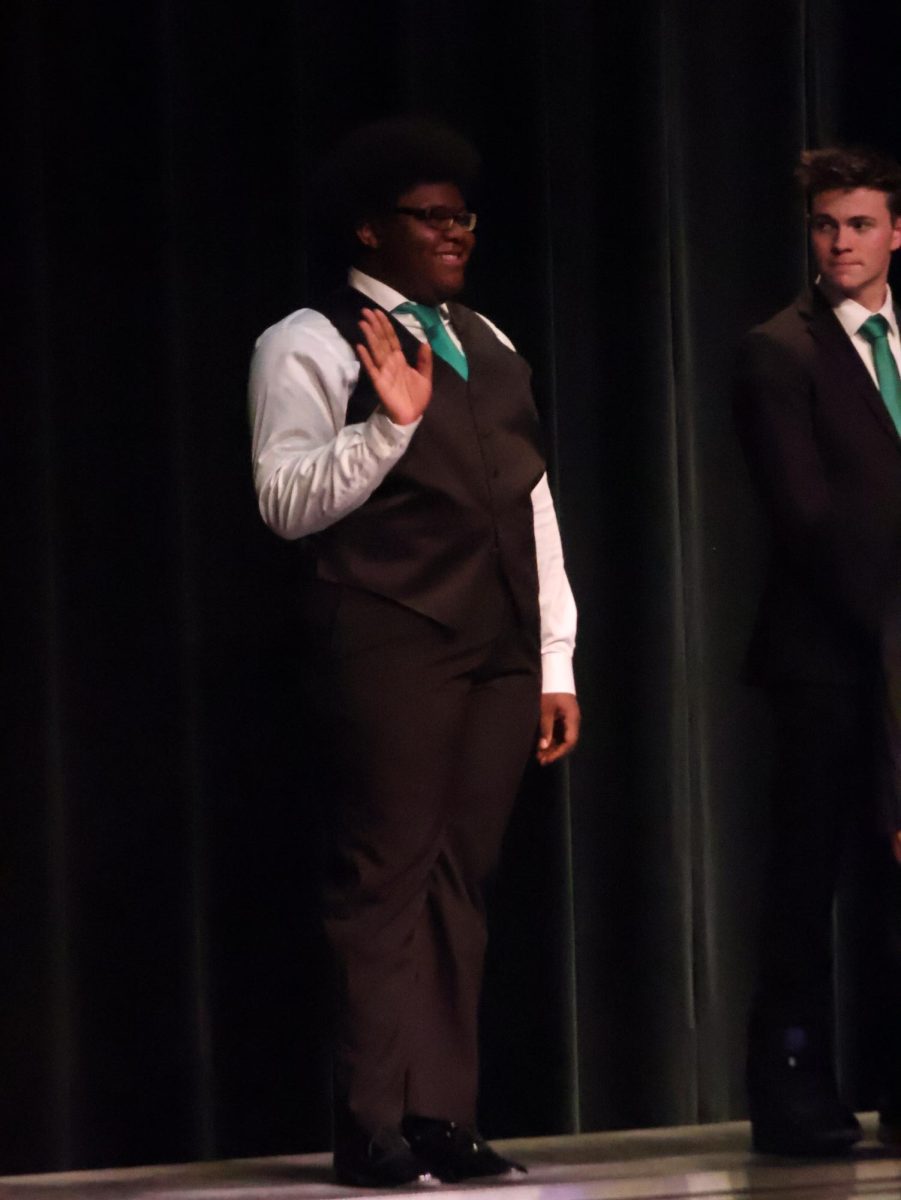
[536,693,581,766]
[893,830,901,866]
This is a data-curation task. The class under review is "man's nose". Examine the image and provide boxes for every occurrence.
[832,225,854,252]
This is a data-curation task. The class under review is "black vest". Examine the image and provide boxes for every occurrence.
[307,287,546,634]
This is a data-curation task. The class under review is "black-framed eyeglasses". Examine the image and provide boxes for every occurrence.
[394,205,478,232]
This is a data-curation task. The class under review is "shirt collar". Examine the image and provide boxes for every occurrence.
[348,267,449,317]
[823,282,898,340]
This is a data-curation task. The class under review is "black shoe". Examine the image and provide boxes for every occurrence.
[748,1026,862,1156]
[751,1105,861,1157]
[402,1115,526,1182]
[334,1126,436,1188]
[878,1107,901,1147]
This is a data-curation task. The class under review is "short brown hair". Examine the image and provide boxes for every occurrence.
[797,145,901,219]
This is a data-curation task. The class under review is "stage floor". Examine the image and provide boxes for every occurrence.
[3,1115,900,1200]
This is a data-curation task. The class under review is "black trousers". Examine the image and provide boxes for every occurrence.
[752,680,901,1094]
[302,579,541,1143]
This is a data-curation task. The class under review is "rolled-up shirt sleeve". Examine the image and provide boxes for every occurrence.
[249,309,419,539]
[531,473,577,694]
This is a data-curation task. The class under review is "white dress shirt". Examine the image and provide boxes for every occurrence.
[827,284,901,384]
[249,268,577,694]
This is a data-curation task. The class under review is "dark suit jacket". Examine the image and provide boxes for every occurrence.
[734,287,901,828]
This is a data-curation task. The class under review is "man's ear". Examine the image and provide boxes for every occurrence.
[356,220,380,251]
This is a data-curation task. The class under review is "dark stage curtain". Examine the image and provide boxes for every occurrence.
[3,0,897,1174]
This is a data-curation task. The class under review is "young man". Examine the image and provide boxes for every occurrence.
[249,119,579,1187]
[734,146,901,1156]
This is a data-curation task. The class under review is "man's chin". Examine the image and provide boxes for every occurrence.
[412,277,465,305]
[819,274,861,302]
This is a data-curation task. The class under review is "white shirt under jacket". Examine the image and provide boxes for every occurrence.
[826,282,901,382]
[249,268,577,694]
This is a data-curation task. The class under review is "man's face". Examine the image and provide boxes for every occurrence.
[356,182,475,305]
[809,186,901,310]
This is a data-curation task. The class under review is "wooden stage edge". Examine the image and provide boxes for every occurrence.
[2,1114,900,1200]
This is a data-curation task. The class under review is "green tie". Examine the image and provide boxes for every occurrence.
[858,314,901,437]
[393,302,469,380]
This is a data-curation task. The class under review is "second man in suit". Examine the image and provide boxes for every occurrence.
[735,146,901,1156]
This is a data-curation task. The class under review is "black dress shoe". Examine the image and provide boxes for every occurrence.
[402,1115,526,1182]
[334,1126,436,1188]
[748,1066,861,1154]
[878,1106,901,1147]
[751,1105,861,1156]
[748,1026,861,1156]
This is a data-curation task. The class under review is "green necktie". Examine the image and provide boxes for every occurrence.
[393,302,469,380]
[858,314,901,437]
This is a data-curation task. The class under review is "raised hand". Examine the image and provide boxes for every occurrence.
[356,307,432,426]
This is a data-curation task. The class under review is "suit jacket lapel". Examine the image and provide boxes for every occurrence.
[800,289,901,451]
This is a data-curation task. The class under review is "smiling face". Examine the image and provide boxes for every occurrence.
[355,182,475,305]
[810,186,901,311]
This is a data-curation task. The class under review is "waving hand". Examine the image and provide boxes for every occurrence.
[357,308,432,426]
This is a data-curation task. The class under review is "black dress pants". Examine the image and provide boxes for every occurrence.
[752,680,901,1093]
[303,579,541,1143]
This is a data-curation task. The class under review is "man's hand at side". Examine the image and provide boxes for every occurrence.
[536,693,581,765]
[357,307,432,426]
[893,830,901,866]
